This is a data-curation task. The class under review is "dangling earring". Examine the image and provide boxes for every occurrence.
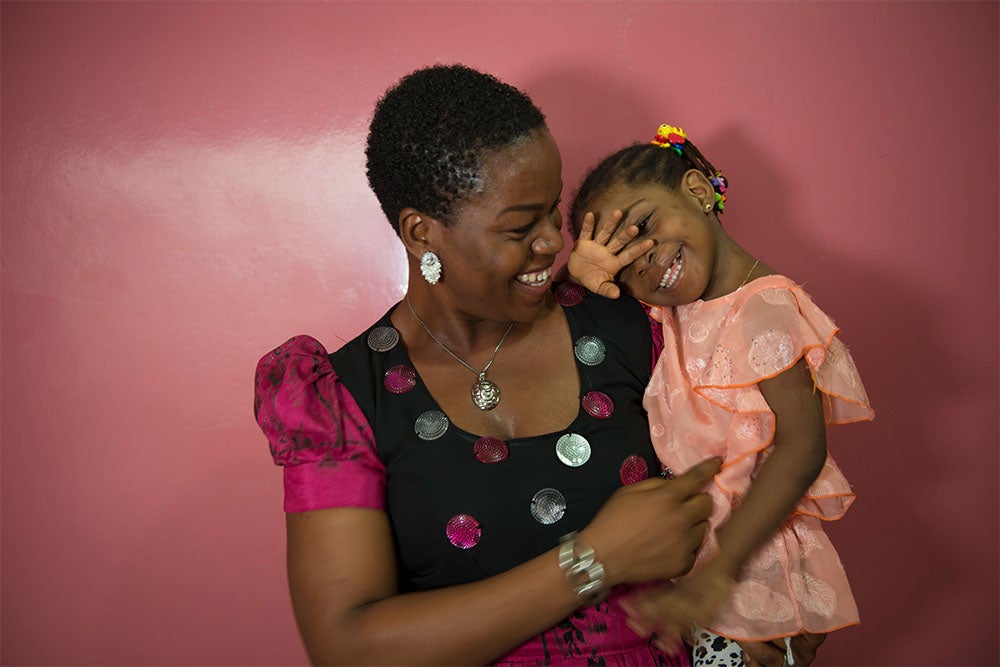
[421,251,442,284]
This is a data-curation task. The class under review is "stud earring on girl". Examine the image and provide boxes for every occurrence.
[421,251,442,284]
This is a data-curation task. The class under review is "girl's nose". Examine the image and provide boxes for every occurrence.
[634,246,656,276]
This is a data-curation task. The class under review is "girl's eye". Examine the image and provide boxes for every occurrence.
[635,213,652,234]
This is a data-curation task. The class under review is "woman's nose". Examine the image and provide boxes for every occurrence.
[532,220,564,255]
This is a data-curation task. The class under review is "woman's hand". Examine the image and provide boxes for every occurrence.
[738,633,827,666]
[567,210,653,298]
[580,458,720,585]
[620,561,734,654]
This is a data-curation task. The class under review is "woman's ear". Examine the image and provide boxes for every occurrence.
[398,208,438,259]
[681,169,715,211]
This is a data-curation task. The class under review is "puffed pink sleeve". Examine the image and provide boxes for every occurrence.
[253,335,386,513]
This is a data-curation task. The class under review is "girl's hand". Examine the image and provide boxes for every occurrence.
[620,561,734,654]
[567,210,653,298]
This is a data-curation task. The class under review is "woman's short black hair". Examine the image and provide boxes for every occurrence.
[365,64,546,233]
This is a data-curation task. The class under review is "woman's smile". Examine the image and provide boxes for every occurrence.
[516,266,552,288]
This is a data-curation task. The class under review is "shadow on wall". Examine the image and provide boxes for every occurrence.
[525,66,968,665]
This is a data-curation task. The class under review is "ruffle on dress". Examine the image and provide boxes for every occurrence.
[645,275,874,641]
[254,335,385,512]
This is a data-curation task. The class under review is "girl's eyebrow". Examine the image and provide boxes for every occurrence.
[620,198,646,216]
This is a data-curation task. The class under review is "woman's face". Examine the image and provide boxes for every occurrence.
[585,180,723,307]
[436,127,564,323]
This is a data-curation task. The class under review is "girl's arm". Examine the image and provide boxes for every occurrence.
[624,359,827,649]
[287,460,720,666]
[712,357,827,576]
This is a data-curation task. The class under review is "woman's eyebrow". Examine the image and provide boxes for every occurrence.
[496,202,544,218]
[496,185,563,219]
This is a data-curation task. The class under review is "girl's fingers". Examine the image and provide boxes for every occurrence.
[592,210,623,245]
[607,217,639,253]
[616,238,654,267]
[578,212,596,242]
[598,281,621,299]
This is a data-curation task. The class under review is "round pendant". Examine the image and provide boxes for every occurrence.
[471,376,500,411]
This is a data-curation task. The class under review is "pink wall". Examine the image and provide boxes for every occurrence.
[2,2,997,664]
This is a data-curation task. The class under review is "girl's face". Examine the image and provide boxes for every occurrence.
[435,127,564,323]
[585,179,725,307]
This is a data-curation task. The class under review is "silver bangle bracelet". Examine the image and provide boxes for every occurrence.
[558,531,607,602]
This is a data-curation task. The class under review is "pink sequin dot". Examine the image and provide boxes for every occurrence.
[383,365,417,394]
[555,282,586,306]
[445,514,482,549]
[582,391,614,419]
[474,437,509,463]
[619,455,650,485]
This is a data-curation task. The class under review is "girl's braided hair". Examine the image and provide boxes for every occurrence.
[569,129,726,238]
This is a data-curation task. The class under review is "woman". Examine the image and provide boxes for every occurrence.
[253,64,811,666]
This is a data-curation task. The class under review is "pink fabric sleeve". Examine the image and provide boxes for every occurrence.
[254,335,386,513]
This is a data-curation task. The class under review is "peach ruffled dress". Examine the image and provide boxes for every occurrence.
[646,275,874,642]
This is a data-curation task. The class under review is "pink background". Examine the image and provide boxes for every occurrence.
[2,2,997,665]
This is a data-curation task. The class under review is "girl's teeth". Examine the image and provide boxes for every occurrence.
[659,251,683,289]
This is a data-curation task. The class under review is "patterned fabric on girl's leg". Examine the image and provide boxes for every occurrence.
[692,628,743,667]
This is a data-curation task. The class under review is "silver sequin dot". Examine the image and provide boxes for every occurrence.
[574,335,606,366]
[367,326,400,352]
[474,436,509,463]
[555,433,591,467]
[530,488,566,525]
[384,365,417,394]
[414,410,449,440]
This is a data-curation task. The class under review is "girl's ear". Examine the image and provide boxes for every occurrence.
[398,208,440,259]
[681,169,716,211]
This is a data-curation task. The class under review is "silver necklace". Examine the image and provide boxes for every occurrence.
[405,297,515,411]
[738,259,760,290]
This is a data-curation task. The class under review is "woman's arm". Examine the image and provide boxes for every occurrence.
[286,459,720,666]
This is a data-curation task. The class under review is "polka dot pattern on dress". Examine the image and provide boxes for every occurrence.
[555,433,591,467]
[473,436,509,463]
[582,391,614,419]
[530,488,566,524]
[619,455,649,485]
[383,365,417,394]
[574,336,606,366]
[554,281,586,307]
[445,514,482,549]
[414,410,449,440]
[367,326,399,352]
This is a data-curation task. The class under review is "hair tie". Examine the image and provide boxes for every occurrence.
[651,124,687,155]
[652,122,729,213]
[710,171,728,211]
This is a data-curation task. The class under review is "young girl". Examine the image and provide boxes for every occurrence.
[567,125,874,666]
